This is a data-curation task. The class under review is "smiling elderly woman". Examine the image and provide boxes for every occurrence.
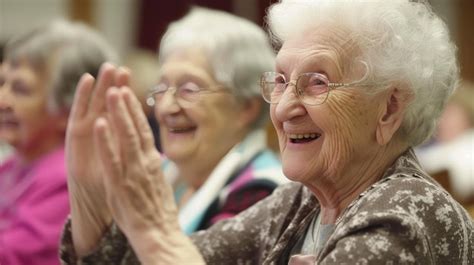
[0,20,116,265]
[60,0,473,264]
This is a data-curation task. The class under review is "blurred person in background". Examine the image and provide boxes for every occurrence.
[416,81,474,203]
[0,20,117,265]
[150,7,284,234]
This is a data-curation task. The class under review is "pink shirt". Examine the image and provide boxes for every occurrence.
[0,146,69,265]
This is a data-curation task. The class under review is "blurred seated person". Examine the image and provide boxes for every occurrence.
[0,20,117,265]
[154,8,285,234]
[416,81,474,202]
[60,1,473,264]
[66,6,284,243]
[123,49,161,151]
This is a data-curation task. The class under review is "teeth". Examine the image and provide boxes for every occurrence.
[289,133,320,140]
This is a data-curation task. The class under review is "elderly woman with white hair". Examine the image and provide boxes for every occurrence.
[151,7,283,234]
[62,6,283,258]
[0,20,117,265]
[60,1,473,264]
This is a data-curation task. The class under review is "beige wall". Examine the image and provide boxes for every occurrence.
[1,0,472,80]
[0,0,138,57]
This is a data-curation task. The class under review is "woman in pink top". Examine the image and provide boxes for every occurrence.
[0,20,117,265]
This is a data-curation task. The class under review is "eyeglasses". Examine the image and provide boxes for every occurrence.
[260,72,367,106]
[146,82,229,107]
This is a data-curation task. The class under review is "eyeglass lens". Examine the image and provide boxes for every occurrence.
[147,82,201,106]
[261,72,330,105]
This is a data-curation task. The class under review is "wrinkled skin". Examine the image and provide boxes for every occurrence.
[66,63,130,255]
[271,26,408,223]
[93,87,203,264]
[68,62,203,263]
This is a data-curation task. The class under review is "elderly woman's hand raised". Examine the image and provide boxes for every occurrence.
[94,86,204,264]
[67,63,204,263]
[66,63,130,255]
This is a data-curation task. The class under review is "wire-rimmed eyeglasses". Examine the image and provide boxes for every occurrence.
[260,72,368,106]
[146,82,229,107]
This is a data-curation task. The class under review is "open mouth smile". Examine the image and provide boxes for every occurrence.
[168,126,197,133]
[0,118,19,129]
[288,133,321,143]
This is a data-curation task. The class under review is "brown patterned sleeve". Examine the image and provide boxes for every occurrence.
[319,174,473,264]
[60,218,140,265]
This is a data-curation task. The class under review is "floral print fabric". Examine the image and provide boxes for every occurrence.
[60,149,474,264]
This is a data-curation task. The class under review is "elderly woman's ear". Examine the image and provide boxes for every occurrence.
[375,87,412,146]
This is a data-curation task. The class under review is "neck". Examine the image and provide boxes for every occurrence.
[308,142,408,224]
[17,134,64,164]
[175,142,238,190]
[176,160,216,190]
[174,129,251,190]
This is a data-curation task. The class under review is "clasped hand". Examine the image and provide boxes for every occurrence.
[67,63,203,264]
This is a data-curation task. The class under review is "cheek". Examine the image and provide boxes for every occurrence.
[270,105,285,141]
[188,104,225,145]
[326,92,374,137]
[270,105,279,129]
[318,93,373,171]
[206,98,241,130]
[17,102,48,129]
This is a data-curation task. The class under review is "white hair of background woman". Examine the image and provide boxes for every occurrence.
[158,7,276,128]
[268,0,459,146]
[5,20,119,114]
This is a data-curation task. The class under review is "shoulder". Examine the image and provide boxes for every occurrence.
[333,173,473,263]
[349,149,462,221]
[355,173,460,217]
[346,172,471,230]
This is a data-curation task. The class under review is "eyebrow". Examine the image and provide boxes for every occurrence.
[276,52,343,81]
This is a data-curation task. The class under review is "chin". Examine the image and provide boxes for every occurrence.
[0,135,17,148]
[281,164,307,183]
[163,147,192,162]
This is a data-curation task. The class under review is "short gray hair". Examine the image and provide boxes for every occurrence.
[158,7,275,128]
[268,0,459,146]
[5,20,118,113]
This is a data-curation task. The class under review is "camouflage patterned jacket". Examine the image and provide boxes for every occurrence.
[60,149,474,264]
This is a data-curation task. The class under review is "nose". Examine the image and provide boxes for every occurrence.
[273,82,306,121]
[155,87,182,115]
[0,86,13,111]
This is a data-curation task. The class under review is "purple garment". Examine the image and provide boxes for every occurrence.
[0,146,69,265]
